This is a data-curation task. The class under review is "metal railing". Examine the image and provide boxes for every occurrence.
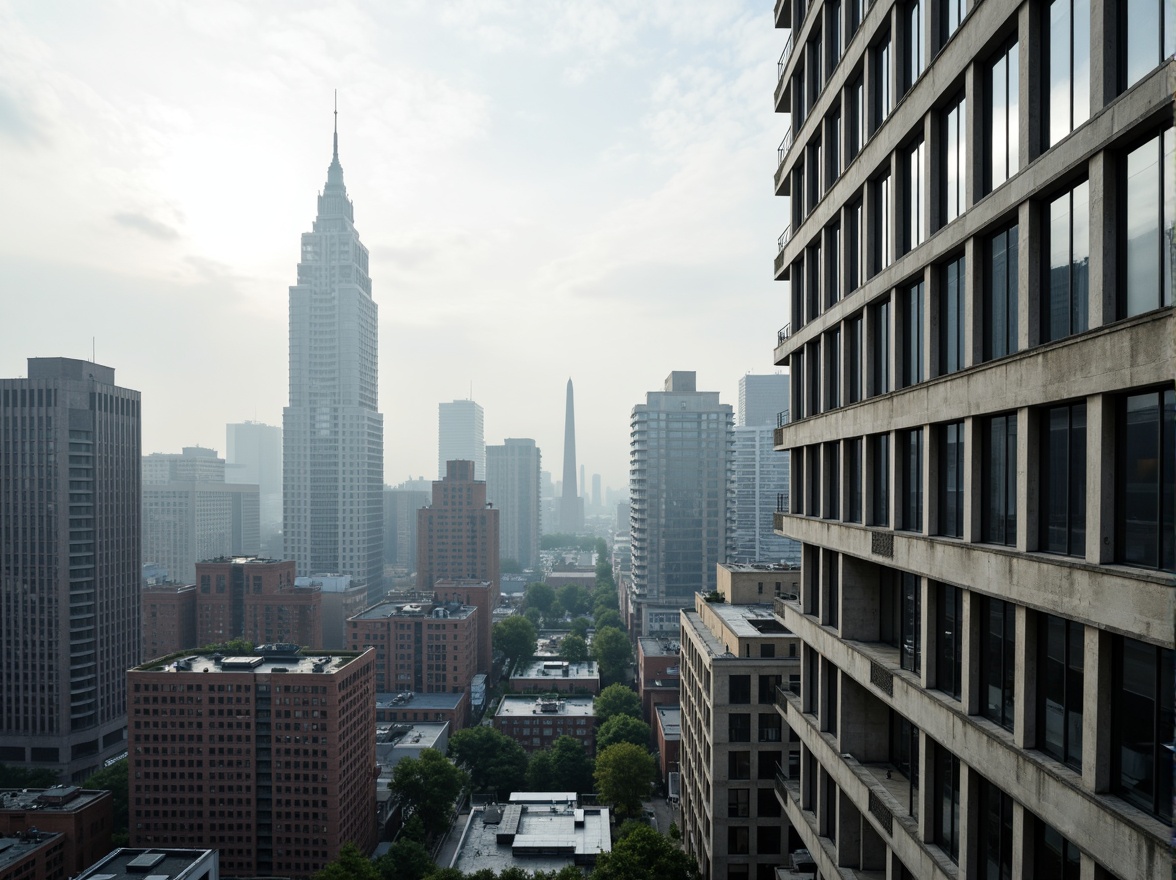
[777,128,794,167]
[777,324,791,345]
[778,34,795,79]
[777,408,791,427]
[777,225,792,253]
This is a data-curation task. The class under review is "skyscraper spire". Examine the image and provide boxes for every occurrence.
[333,89,339,163]
[560,378,583,533]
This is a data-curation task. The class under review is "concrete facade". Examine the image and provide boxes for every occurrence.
[486,438,542,571]
[769,0,1174,874]
[678,587,802,880]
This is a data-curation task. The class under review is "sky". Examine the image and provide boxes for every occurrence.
[0,0,788,492]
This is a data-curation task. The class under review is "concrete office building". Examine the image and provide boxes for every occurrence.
[128,646,376,878]
[142,448,260,584]
[628,372,733,635]
[678,568,801,880]
[284,113,384,594]
[438,400,485,481]
[769,0,1174,873]
[486,438,542,571]
[0,358,140,781]
[732,375,801,568]
[225,421,282,532]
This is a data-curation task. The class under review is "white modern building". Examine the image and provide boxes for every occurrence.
[283,113,384,591]
[487,438,542,570]
[438,399,485,480]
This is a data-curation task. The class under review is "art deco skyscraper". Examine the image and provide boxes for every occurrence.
[283,112,383,592]
[438,399,485,480]
[559,378,583,533]
[0,357,141,782]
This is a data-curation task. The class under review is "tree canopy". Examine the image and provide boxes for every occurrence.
[376,838,434,880]
[592,628,633,686]
[0,765,58,789]
[493,616,537,662]
[313,843,379,880]
[594,743,656,821]
[389,748,468,839]
[591,823,702,880]
[524,582,555,614]
[447,726,528,798]
[83,759,128,844]
[596,714,652,752]
[559,634,589,663]
[594,683,642,723]
[557,584,590,617]
[569,617,592,639]
[593,609,622,632]
[526,736,595,795]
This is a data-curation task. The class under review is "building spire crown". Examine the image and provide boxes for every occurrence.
[325,90,345,193]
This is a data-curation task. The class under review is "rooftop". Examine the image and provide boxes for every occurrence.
[76,848,217,880]
[376,691,465,711]
[451,801,611,875]
[496,696,595,718]
[638,637,681,657]
[134,646,362,675]
[513,659,599,680]
[655,705,681,739]
[0,832,62,873]
[703,600,793,637]
[355,600,475,621]
[375,722,448,750]
[0,786,109,813]
[720,562,801,572]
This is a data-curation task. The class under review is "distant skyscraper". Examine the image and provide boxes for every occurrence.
[382,486,429,570]
[438,400,485,480]
[142,446,260,583]
[731,375,799,565]
[226,421,282,529]
[559,379,583,533]
[283,110,384,590]
[591,474,601,511]
[629,371,732,635]
[0,357,141,781]
[487,438,542,570]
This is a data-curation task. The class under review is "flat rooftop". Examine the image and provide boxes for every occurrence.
[703,601,793,638]
[0,786,108,813]
[451,802,611,875]
[655,705,681,739]
[513,659,599,680]
[638,637,681,657]
[720,562,801,572]
[135,647,361,675]
[376,722,448,750]
[78,848,216,880]
[355,600,475,621]
[0,833,62,873]
[376,691,465,710]
[496,696,595,718]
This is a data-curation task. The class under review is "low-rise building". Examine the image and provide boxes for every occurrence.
[374,722,450,833]
[450,798,611,876]
[509,659,600,695]
[0,787,113,874]
[75,849,218,880]
[0,831,65,880]
[636,637,681,722]
[653,705,681,789]
[348,601,477,698]
[493,696,596,754]
[375,691,469,731]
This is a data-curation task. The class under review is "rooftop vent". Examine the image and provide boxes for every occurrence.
[126,853,166,872]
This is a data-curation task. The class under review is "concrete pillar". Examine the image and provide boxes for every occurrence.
[963,60,978,219]
[841,554,880,643]
[962,415,979,542]
[961,587,982,716]
[958,761,977,878]
[888,426,900,531]
[963,234,981,371]
[1088,151,1116,329]
[1088,0,1117,112]
[840,675,889,761]
[1011,799,1032,880]
[861,817,888,871]
[1087,393,1114,564]
[1015,406,1031,553]
[1082,625,1112,792]
[1018,198,1038,351]
[1014,604,1038,749]
[921,577,938,690]
[1021,0,1045,162]
[836,790,863,868]
[916,730,936,843]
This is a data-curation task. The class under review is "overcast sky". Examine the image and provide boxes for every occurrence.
[0,0,788,492]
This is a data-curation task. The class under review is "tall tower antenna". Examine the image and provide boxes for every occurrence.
[332,89,339,162]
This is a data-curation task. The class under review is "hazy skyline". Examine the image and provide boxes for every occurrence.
[0,1,788,491]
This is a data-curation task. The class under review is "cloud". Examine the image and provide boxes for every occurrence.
[0,87,47,145]
[112,211,181,241]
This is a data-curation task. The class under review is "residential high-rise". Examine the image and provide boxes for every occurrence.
[142,447,260,584]
[225,421,282,532]
[767,1,1174,875]
[0,357,141,781]
[128,646,377,877]
[731,375,799,566]
[417,460,500,674]
[283,111,383,593]
[628,371,732,636]
[486,438,541,570]
[438,400,485,480]
[558,379,583,533]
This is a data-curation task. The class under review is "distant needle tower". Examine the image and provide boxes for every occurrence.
[559,378,583,533]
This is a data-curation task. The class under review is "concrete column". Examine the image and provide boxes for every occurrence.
[861,818,888,871]
[888,427,900,531]
[1088,0,1117,112]
[1011,799,1032,880]
[963,415,979,542]
[916,730,936,843]
[1015,406,1031,553]
[963,60,978,219]
[1018,198,1038,351]
[1087,393,1114,564]
[964,234,981,371]
[1082,625,1112,792]
[1021,0,1045,162]
[841,554,881,643]
[1014,605,1038,749]
[836,790,863,868]
[961,587,982,716]
[1087,151,1116,329]
[921,570,939,690]
[958,761,977,879]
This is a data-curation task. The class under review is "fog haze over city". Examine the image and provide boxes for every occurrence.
[0,1,787,490]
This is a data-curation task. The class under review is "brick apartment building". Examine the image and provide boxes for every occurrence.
[0,787,113,874]
[493,696,596,755]
[347,600,477,697]
[128,645,376,878]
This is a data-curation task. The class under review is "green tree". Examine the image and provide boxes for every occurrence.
[421,871,466,880]
[375,838,434,880]
[389,748,468,839]
[594,538,609,560]
[569,617,591,638]
[594,683,642,723]
[83,759,128,843]
[524,607,542,629]
[592,628,633,686]
[557,584,589,617]
[593,609,622,632]
[493,616,537,662]
[597,714,651,751]
[526,737,594,794]
[200,638,254,654]
[532,867,585,880]
[560,634,589,663]
[447,726,528,798]
[500,558,523,574]
[313,842,380,880]
[524,582,556,614]
[592,823,701,880]
[594,742,656,820]
[0,765,59,789]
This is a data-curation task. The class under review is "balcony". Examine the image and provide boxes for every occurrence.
[774,225,791,276]
[775,130,794,194]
